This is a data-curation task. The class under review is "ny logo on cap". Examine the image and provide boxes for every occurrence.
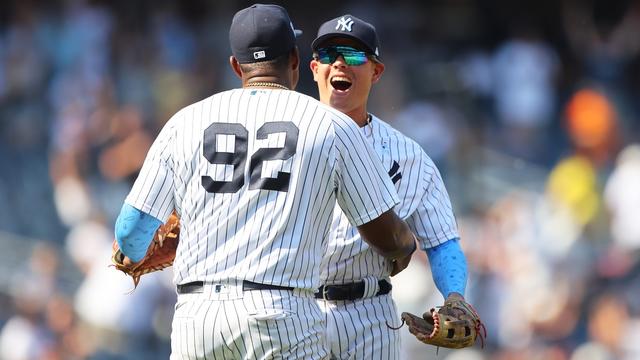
[336,16,354,32]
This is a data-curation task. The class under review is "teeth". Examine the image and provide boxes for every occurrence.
[331,76,351,83]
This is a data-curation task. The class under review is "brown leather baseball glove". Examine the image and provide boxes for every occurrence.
[111,212,180,287]
[401,295,486,349]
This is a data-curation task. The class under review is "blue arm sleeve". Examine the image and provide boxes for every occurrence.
[425,238,467,298]
[114,204,163,262]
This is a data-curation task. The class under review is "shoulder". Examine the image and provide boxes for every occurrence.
[294,94,360,135]
[166,93,217,123]
[323,106,356,127]
[373,114,444,179]
[372,115,428,158]
[164,90,240,126]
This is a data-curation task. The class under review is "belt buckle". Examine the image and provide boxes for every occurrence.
[322,285,330,301]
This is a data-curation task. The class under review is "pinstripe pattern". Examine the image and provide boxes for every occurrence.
[171,288,327,359]
[319,114,459,359]
[320,294,400,360]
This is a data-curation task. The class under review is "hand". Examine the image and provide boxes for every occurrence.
[390,252,412,276]
[110,211,180,288]
[122,254,138,268]
[112,246,138,269]
[390,236,417,276]
[446,292,465,302]
[444,292,466,316]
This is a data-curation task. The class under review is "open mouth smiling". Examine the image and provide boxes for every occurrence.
[331,76,352,91]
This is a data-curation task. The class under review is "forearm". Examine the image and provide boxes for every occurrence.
[425,238,467,298]
[358,210,417,260]
[383,219,417,260]
[115,204,163,262]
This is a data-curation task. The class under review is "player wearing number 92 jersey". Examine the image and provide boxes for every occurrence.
[126,87,402,289]
[124,84,408,360]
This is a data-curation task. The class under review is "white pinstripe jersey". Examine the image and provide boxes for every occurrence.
[125,89,399,291]
[321,114,459,284]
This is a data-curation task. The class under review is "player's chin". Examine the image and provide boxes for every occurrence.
[329,88,353,106]
[329,94,352,111]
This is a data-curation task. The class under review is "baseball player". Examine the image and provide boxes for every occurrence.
[309,15,470,359]
[114,5,417,360]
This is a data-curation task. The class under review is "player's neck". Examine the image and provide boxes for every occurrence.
[243,76,290,90]
[245,81,289,90]
[346,109,371,128]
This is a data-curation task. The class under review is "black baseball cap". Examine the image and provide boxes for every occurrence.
[229,4,302,64]
[311,15,380,58]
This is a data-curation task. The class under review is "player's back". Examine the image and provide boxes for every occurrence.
[166,88,372,290]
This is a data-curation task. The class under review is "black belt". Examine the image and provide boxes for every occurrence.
[177,280,294,294]
[315,279,392,301]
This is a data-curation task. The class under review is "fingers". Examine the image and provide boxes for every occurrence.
[122,255,138,267]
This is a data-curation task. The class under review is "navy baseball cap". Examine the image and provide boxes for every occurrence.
[229,4,302,64]
[311,15,381,58]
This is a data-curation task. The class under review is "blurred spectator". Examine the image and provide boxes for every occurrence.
[564,88,620,165]
[545,87,619,241]
[604,144,640,251]
[570,342,615,360]
[492,27,559,129]
[0,243,62,359]
[587,293,630,357]
[0,309,50,360]
[563,0,640,86]
[73,241,174,359]
[490,22,560,165]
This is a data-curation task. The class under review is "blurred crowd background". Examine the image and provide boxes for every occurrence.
[1,0,640,359]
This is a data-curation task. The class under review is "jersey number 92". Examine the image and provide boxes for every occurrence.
[202,121,299,194]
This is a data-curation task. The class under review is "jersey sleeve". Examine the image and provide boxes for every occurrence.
[406,152,459,249]
[331,114,400,226]
[124,114,178,222]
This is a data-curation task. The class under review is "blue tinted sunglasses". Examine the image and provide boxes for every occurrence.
[315,46,373,66]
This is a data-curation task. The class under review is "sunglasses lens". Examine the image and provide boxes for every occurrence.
[317,46,369,66]
[341,50,368,66]
[317,50,336,64]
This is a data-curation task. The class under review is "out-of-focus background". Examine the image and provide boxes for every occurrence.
[1,0,639,359]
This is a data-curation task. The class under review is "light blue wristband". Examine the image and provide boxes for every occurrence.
[425,238,467,298]
[114,204,163,262]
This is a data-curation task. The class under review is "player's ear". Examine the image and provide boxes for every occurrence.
[310,58,319,82]
[290,46,300,71]
[229,56,242,79]
[290,47,300,89]
[371,61,385,84]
